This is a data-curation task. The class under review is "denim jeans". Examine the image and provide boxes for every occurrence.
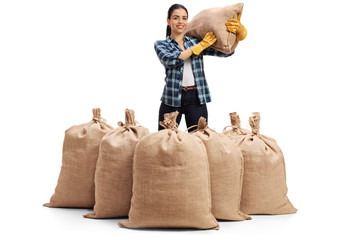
[158,89,208,132]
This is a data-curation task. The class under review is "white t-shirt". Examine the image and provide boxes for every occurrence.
[182,58,195,87]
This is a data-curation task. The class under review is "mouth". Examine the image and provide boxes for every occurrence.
[176,25,185,30]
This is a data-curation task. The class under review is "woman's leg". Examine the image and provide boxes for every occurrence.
[182,90,208,132]
[158,101,183,131]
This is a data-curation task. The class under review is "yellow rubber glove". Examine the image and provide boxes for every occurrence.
[225,13,247,41]
[191,32,217,56]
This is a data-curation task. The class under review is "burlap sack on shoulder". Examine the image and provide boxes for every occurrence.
[118,111,219,230]
[85,109,150,218]
[186,3,244,53]
[223,112,297,215]
[190,117,251,221]
[44,108,113,208]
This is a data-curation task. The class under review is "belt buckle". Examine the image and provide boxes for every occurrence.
[182,86,195,91]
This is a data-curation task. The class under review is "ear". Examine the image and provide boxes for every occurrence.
[167,18,170,26]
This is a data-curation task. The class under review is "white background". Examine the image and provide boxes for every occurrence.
[1,0,359,239]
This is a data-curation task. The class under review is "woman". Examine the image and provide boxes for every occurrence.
[154,4,246,131]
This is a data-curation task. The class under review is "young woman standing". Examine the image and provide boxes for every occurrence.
[155,4,246,131]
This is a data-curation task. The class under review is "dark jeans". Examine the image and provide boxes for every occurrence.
[158,89,208,132]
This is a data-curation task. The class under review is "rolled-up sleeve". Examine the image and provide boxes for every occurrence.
[154,41,185,68]
[202,46,235,58]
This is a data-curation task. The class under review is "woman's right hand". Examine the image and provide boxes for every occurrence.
[191,32,217,56]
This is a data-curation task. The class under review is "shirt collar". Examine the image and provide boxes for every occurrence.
[166,35,191,43]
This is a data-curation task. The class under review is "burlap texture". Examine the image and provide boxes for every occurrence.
[223,112,297,214]
[190,117,251,221]
[44,108,113,208]
[118,111,219,230]
[84,109,150,218]
[186,3,244,54]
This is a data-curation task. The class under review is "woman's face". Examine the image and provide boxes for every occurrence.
[167,8,188,35]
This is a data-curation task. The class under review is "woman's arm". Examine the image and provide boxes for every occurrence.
[179,32,217,60]
[154,41,185,68]
[202,47,235,58]
[178,48,193,60]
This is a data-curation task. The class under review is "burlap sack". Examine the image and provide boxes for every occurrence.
[84,109,150,218]
[118,111,219,230]
[223,112,297,215]
[223,112,251,136]
[186,3,244,53]
[190,117,251,221]
[44,108,113,208]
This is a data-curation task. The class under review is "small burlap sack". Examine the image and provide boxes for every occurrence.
[85,109,150,218]
[118,111,219,230]
[186,3,244,53]
[190,117,251,221]
[223,112,297,215]
[44,108,113,208]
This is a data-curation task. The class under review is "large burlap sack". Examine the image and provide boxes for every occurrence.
[190,117,251,221]
[223,112,297,215]
[84,109,150,218]
[118,111,219,230]
[44,108,113,208]
[186,3,244,53]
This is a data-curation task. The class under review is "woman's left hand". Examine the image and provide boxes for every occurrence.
[225,13,247,41]
[225,18,241,34]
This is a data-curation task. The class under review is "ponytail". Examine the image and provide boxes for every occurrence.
[166,25,171,37]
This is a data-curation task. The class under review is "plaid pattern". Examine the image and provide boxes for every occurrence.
[154,35,234,107]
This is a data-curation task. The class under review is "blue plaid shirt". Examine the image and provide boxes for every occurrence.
[154,35,234,107]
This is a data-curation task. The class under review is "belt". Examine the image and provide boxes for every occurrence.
[182,86,196,91]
